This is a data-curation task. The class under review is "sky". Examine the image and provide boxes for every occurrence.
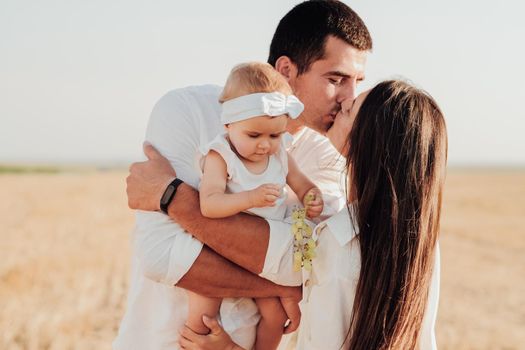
[1,0,524,166]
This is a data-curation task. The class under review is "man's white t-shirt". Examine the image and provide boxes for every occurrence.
[113,85,347,350]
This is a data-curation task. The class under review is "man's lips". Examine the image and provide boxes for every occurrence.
[326,112,337,129]
[328,113,337,120]
[322,113,335,122]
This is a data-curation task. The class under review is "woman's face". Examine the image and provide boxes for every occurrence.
[326,89,370,156]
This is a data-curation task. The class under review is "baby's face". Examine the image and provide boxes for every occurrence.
[226,114,288,163]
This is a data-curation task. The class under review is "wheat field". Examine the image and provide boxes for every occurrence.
[1,169,524,349]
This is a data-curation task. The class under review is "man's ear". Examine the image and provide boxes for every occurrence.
[274,56,298,83]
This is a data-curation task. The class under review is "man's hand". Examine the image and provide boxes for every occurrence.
[248,183,282,208]
[326,98,355,156]
[280,287,302,334]
[126,143,177,211]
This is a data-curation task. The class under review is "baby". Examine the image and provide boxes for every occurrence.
[188,62,323,350]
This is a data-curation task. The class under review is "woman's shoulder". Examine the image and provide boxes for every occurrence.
[316,207,359,246]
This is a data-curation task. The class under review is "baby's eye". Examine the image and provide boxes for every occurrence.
[248,134,260,138]
[270,134,281,139]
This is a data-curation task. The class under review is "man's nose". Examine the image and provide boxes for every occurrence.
[337,78,357,104]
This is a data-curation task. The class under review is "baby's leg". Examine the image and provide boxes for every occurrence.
[186,291,222,335]
[254,297,288,350]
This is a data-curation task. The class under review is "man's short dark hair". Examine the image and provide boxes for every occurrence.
[268,0,372,74]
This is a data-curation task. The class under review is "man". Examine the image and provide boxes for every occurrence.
[115,1,372,349]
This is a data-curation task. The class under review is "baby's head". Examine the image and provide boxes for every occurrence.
[220,62,293,103]
[219,62,304,162]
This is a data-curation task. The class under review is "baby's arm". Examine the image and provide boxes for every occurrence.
[286,154,324,218]
[200,151,281,218]
[186,291,222,335]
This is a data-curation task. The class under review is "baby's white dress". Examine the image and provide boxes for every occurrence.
[198,132,291,220]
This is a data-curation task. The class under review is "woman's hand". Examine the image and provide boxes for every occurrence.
[326,98,355,156]
[179,315,245,350]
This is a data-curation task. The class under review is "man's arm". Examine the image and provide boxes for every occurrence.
[171,184,271,274]
[129,88,277,280]
[177,244,302,334]
[131,142,303,333]
[128,144,271,274]
[178,244,294,298]
[129,143,300,280]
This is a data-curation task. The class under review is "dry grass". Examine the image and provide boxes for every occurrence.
[1,169,524,349]
[437,170,525,349]
[0,172,132,349]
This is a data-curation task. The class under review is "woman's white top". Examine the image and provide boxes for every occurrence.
[296,207,440,350]
[198,132,291,220]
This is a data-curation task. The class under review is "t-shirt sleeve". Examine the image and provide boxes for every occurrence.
[259,218,302,286]
[134,89,204,286]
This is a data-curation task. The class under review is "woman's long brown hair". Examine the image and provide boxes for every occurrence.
[345,80,448,349]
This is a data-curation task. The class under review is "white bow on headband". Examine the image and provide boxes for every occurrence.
[220,92,304,125]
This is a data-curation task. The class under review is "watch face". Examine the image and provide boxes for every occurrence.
[161,185,176,205]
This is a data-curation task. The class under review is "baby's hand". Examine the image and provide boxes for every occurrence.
[304,187,324,219]
[249,183,282,208]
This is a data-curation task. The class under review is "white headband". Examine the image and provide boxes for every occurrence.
[220,92,304,125]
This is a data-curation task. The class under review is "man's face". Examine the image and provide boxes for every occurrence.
[288,35,368,135]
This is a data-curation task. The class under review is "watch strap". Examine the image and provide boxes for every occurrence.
[160,178,184,214]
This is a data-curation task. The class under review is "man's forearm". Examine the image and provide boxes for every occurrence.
[178,245,297,298]
[178,247,302,339]
[168,184,269,274]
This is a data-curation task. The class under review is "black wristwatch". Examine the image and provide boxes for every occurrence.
[160,178,184,214]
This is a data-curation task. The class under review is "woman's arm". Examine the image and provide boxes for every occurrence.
[200,151,281,218]
[286,154,324,218]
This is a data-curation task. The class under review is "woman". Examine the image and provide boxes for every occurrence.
[178,80,447,350]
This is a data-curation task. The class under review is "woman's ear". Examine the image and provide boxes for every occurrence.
[274,56,298,83]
